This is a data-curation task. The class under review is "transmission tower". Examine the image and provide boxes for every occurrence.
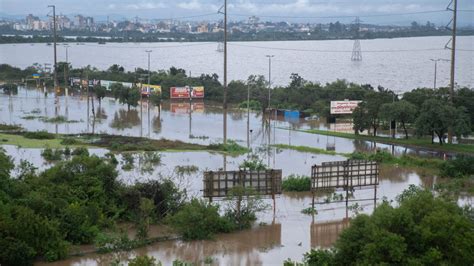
[216,42,224,52]
[351,17,362,61]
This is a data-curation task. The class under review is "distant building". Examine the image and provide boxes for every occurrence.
[197,24,209,33]
[248,16,259,25]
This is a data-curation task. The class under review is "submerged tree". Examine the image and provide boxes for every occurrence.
[415,99,471,144]
[380,100,418,139]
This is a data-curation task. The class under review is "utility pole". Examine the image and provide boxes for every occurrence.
[48,5,58,90]
[266,55,274,111]
[445,0,458,144]
[145,50,152,86]
[247,81,251,148]
[430,59,449,89]
[220,0,228,144]
[64,44,69,90]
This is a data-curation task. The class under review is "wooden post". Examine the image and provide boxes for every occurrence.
[271,169,276,214]
[209,172,213,203]
[373,184,377,212]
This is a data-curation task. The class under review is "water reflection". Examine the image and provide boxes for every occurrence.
[110,109,141,130]
[0,86,456,158]
[1,145,442,265]
[311,219,350,249]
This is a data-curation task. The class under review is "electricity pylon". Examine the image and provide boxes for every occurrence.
[351,17,362,61]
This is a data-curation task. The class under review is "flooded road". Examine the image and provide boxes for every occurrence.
[0,87,448,158]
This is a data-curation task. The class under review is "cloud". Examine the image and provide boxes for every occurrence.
[231,0,433,15]
[125,2,167,10]
[107,2,167,10]
[177,0,202,10]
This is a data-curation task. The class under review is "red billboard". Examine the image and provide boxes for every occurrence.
[170,86,205,99]
[170,87,190,99]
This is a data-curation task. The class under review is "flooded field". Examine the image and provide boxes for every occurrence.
[4,144,438,265]
[1,86,448,157]
[2,86,467,265]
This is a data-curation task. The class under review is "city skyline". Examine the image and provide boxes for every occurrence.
[1,0,473,26]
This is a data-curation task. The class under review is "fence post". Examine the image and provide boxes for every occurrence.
[271,169,276,214]
[209,171,213,203]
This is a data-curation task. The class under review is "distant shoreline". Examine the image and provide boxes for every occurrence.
[1,32,474,44]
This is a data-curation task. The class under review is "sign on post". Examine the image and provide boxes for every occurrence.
[310,160,379,216]
[203,170,282,200]
[311,160,379,190]
[330,101,362,114]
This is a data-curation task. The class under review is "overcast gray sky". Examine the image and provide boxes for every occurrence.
[1,0,473,25]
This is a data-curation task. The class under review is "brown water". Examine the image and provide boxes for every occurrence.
[2,144,440,265]
[1,86,457,265]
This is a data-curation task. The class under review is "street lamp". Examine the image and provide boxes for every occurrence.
[265,55,274,111]
[430,58,450,89]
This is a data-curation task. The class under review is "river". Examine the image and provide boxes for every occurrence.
[1,36,473,90]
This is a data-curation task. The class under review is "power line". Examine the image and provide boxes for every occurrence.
[229,9,450,19]
[80,42,213,49]
[228,43,458,53]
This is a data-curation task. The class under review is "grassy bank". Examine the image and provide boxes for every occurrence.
[0,130,248,155]
[273,144,340,156]
[281,127,474,154]
[0,133,68,148]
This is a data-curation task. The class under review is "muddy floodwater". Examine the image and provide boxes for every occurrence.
[3,144,447,265]
[1,86,464,265]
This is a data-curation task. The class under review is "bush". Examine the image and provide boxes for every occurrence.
[24,130,55,139]
[167,199,233,240]
[238,100,262,110]
[223,186,269,230]
[332,186,474,265]
[282,175,311,192]
[129,255,161,266]
[0,237,36,266]
[41,148,64,161]
[440,155,474,178]
[60,138,78,145]
[208,140,249,155]
[303,249,335,265]
[239,154,266,170]
[71,147,89,156]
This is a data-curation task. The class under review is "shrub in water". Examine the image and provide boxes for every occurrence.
[24,130,55,139]
[282,174,311,192]
[167,199,233,240]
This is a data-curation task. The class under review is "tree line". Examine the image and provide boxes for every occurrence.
[2,63,473,143]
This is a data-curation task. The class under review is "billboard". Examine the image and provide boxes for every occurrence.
[191,86,204,98]
[311,160,379,190]
[330,101,362,114]
[203,170,282,199]
[140,84,162,96]
[170,87,190,99]
[170,86,205,99]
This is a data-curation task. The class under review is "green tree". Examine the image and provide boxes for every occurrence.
[380,100,417,139]
[167,199,232,240]
[332,186,474,265]
[94,85,107,106]
[352,91,392,136]
[415,99,470,144]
